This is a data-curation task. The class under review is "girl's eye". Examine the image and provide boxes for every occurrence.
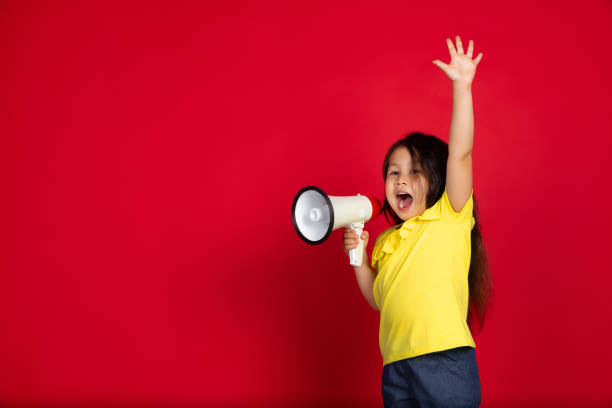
[389,170,419,176]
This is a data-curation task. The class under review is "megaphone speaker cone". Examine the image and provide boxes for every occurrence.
[291,186,334,245]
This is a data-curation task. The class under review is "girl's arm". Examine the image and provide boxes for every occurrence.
[353,252,378,312]
[344,228,379,311]
[433,36,483,212]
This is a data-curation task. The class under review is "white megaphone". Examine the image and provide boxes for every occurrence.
[291,185,381,267]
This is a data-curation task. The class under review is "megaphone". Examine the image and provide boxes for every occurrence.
[291,185,381,267]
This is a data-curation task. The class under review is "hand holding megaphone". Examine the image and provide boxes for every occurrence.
[291,185,381,267]
[343,228,369,266]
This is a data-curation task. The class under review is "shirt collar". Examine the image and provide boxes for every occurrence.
[397,205,441,230]
[382,207,441,253]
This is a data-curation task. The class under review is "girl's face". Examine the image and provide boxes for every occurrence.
[385,146,430,221]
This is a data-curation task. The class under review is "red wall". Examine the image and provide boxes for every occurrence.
[2,1,611,407]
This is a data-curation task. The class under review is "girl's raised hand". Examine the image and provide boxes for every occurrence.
[432,36,483,86]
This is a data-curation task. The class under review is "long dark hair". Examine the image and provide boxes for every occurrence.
[380,132,493,335]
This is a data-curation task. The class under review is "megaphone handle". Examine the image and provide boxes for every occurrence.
[348,221,365,267]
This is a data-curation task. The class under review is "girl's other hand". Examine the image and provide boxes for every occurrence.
[342,228,369,256]
[432,36,483,87]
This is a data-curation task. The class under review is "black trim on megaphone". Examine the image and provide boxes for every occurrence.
[291,185,334,245]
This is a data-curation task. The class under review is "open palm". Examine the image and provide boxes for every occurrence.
[433,36,483,85]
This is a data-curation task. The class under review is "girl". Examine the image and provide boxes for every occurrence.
[343,36,493,408]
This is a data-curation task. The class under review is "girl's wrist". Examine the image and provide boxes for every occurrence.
[452,81,472,92]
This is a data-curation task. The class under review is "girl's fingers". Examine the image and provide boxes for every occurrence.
[467,40,474,58]
[446,38,457,57]
[474,52,483,66]
[432,59,449,74]
[455,36,463,54]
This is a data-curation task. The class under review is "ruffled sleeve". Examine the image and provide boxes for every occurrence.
[440,187,475,227]
[371,226,397,270]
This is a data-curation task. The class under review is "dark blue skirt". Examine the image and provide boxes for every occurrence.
[381,346,481,408]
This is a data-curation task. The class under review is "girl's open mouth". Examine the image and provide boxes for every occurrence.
[397,193,413,211]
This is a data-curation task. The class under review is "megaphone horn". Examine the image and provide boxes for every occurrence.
[291,185,381,267]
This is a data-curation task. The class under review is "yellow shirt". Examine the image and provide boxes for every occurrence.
[371,187,476,366]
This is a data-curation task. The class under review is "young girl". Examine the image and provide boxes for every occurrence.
[343,36,492,407]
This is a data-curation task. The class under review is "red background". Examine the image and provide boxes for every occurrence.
[2,1,612,407]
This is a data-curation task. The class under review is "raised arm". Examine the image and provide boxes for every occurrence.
[432,36,483,212]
